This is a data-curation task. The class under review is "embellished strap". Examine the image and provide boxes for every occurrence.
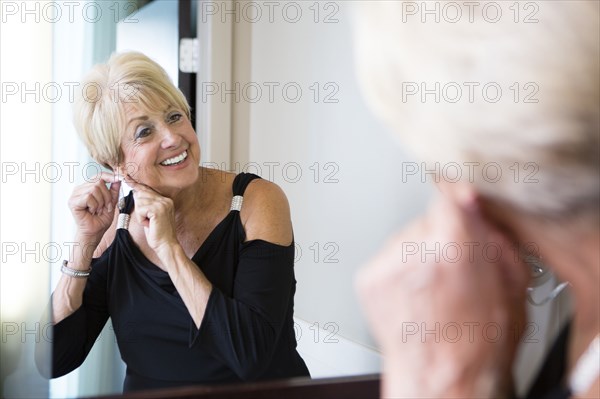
[229,173,261,212]
[230,195,244,211]
[117,213,131,230]
[117,190,135,230]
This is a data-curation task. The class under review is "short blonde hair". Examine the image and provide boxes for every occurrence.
[73,51,191,170]
[354,1,599,219]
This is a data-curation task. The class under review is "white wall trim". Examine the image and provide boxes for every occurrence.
[197,0,233,166]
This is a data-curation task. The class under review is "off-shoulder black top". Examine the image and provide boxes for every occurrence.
[50,173,310,392]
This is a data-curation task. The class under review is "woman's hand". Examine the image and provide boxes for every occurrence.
[356,194,530,398]
[68,172,121,243]
[125,178,179,262]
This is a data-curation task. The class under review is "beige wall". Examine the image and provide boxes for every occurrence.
[221,1,434,367]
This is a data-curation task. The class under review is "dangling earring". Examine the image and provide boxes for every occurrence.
[524,254,570,306]
[112,168,125,211]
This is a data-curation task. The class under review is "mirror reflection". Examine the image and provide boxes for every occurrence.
[2,1,589,398]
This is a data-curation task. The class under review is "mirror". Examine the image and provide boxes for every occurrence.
[3,2,410,397]
[1,1,569,398]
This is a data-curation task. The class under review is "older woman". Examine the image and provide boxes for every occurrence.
[354,2,598,399]
[40,52,309,391]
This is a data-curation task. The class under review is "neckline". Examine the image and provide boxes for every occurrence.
[115,172,259,273]
[119,209,238,274]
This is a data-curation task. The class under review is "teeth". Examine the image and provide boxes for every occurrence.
[161,150,188,166]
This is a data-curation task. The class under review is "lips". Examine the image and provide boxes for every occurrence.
[160,150,188,166]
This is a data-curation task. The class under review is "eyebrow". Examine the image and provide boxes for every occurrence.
[126,107,178,128]
[127,115,149,128]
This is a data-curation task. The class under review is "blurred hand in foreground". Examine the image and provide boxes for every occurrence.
[357,192,530,398]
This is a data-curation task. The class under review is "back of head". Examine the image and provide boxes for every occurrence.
[354,1,599,222]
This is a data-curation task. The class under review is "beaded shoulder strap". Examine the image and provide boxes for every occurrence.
[117,188,134,230]
[230,173,261,212]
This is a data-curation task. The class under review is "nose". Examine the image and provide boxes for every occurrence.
[159,124,181,149]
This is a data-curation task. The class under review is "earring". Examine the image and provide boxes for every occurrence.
[114,170,126,212]
[523,254,570,306]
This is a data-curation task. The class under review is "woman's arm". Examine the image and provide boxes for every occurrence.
[51,173,120,324]
[42,249,112,378]
[129,178,291,328]
[191,179,297,379]
[129,177,297,379]
[125,180,213,328]
[193,237,297,380]
[36,173,121,378]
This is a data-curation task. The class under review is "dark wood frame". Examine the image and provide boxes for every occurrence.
[178,0,196,128]
[97,374,380,399]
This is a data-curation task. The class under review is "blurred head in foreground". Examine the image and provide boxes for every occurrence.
[353,2,599,397]
[354,1,599,232]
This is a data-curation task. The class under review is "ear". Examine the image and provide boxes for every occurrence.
[435,180,481,213]
[111,164,126,181]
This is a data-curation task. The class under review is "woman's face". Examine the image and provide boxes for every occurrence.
[118,103,200,197]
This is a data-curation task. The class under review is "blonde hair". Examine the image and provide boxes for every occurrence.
[73,51,191,170]
[354,1,599,219]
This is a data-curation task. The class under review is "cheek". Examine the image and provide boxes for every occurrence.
[188,131,200,152]
[193,137,200,155]
[121,145,150,179]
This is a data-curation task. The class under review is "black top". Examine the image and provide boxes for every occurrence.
[51,173,310,392]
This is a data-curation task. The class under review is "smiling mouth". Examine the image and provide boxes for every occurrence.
[160,150,188,166]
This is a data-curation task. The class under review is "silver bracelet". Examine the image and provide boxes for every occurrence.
[61,260,92,278]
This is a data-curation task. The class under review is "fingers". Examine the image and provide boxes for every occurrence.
[131,195,154,226]
[99,179,115,212]
[129,189,177,252]
[87,187,109,214]
[132,194,173,218]
[109,180,122,205]
[125,174,169,219]
[97,171,122,184]
[120,171,167,216]
[123,174,155,194]
[444,191,530,293]
[70,173,121,215]
[437,195,529,326]
[415,195,527,311]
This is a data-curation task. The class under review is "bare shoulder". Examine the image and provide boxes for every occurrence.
[240,178,293,246]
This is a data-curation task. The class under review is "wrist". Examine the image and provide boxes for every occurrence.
[61,260,92,277]
[155,241,183,267]
[74,231,102,247]
[72,233,102,263]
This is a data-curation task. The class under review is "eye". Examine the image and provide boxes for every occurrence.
[168,113,182,123]
[135,126,151,139]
